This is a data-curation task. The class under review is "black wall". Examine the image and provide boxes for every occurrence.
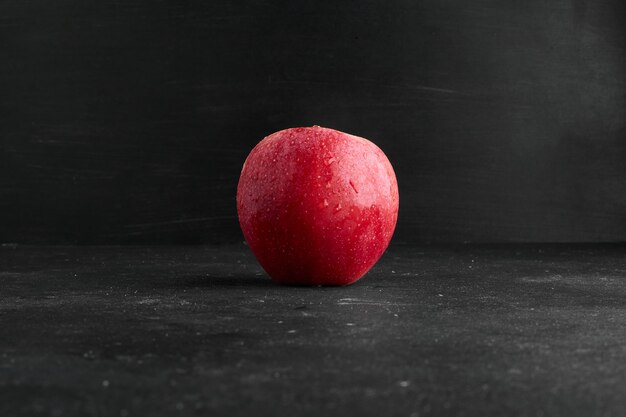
[1,0,625,244]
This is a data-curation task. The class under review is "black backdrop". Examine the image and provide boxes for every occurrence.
[1,0,625,244]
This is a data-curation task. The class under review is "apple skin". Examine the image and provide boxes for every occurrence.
[237,126,399,286]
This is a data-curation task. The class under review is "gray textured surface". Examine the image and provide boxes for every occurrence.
[1,0,625,244]
[1,243,625,416]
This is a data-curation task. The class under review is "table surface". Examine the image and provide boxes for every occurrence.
[1,243,625,417]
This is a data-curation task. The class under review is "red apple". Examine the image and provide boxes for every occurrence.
[237,126,399,286]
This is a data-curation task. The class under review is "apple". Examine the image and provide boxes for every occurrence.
[236,126,399,286]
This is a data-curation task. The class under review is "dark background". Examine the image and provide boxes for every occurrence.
[1,0,624,245]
